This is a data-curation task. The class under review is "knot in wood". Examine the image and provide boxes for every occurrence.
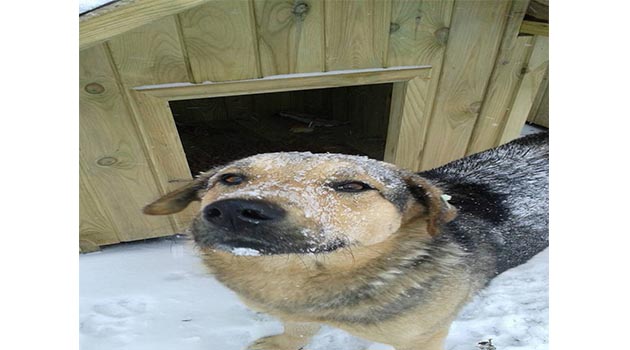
[468,101,482,114]
[292,2,310,21]
[434,27,450,45]
[84,82,105,94]
[97,156,118,167]
[390,22,400,33]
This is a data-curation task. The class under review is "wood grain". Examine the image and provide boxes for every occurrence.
[520,20,549,36]
[126,90,200,230]
[80,0,214,50]
[467,0,531,154]
[387,0,454,67]
[80,166,120,252]
[529,82,549,127]
[325,0,392,70]
[384,76,431,170]
[178,0,260,82]
[138,66,431,101]
[387,0,454,169]
[107,16,190,86]
[500,35,549,143]
[420,0,512,170]
[254,0,325,76]
[80,45,177,242]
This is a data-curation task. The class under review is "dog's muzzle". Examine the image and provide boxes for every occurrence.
[202,199,286,232]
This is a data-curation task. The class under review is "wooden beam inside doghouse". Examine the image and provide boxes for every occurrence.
[135,66,431,101]
[519,20,549,36]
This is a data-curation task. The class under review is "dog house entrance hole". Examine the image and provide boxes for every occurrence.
[169,84,393,175]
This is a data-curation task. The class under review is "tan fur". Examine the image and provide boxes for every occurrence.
[202,225,475,350]
[144,154,473,350]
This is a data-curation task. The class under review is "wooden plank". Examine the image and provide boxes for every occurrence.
[107,16,190,86]
[466,0,531,154]
[500,35,549,143]
[126,90,200,230]
[384,76,431,171]
[254,0,325,76]
[384,82,408,165]
[468,36,533,154]
[80,167,120,252]
[80,45,177,241]
[325,0,392,70]
[80,0,214,50]
[420,0,512,170]
[520,20,549,36]
[178,0,260,82]
[386,0,455,168]
[527,0,549,21]
[387,0,454,66]
[531,83,549,127]
[137,66,431,101]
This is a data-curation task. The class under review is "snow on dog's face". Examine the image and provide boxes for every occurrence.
[144,152,455,256]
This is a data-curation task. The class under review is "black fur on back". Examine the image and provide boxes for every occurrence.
[420,133,549,275]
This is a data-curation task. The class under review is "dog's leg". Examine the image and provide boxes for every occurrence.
[395,327,449,350]
[247,322,321,350]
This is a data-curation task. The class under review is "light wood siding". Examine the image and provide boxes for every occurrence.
[324,0,392,70]
[125,90,199,230]
[178,0,261,82]
[527,83,549,127]
[80,0,215,50]
[254,0,325,76]
[386,0,454,170]
[80,45,177,245]
[107,16,191,86]
[500,35,549,143]
[79,0,549,248]
[384,76,432,171]
[466,0,531,154]
[80,168,120,251]
[420,0,512,170]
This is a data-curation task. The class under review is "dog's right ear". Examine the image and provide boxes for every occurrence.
[143,171,215,215]
[402,172,457,236]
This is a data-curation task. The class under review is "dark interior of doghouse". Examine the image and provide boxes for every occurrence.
[169,83,393,175]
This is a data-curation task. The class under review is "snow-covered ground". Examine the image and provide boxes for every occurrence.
[80,238,548,350]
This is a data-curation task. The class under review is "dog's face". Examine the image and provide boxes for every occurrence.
[144,153,455,255]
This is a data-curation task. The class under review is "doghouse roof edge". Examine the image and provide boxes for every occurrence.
[80,0,214,51]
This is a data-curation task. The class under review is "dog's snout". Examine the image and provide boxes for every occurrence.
[203,199,285,231]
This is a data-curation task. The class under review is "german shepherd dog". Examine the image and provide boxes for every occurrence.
[144,133,548,350]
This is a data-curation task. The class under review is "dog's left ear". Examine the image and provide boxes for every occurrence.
[402,172,457,236]
[143,171,215,215]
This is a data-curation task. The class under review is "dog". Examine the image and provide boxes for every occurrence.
[144,133,549,350]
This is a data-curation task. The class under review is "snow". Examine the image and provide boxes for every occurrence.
[80,238,548,350]
[230,247,261,257]
[79,0,116,14]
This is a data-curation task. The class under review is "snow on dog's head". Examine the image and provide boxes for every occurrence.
[144,152,456,255]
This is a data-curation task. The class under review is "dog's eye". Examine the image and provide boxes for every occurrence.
[332,181,373,193]
[219,174,244,186]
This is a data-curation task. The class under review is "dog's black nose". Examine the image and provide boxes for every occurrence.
[203,199,285,231]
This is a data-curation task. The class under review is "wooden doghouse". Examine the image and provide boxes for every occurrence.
[79,0,549,252]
